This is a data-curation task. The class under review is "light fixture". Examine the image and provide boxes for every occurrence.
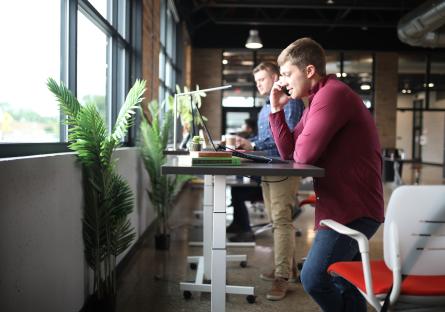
[222,59,228,65]
[360,83,371,91]
[245,29,263,49]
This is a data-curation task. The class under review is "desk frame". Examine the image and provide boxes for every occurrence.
[162,156,324,312]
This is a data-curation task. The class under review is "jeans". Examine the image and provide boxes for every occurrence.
[300,217,381,312]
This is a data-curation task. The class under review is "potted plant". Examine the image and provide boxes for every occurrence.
[139,97,192,250]
[188,135,203,151]
[47,78,145,312]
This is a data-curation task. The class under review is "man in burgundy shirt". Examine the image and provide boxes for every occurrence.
[269,37,384,311]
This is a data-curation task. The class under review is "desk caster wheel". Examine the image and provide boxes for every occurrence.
[183,291,192,300]
[190,263,197,270]
[240,261,247,268]
[246,295,256,304]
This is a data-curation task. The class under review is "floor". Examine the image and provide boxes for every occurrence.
[116,164,444,312]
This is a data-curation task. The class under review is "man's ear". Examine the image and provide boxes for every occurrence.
[271,73,279,82]
[306,65,316,79]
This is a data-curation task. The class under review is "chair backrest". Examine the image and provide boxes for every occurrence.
[383,185,445,276]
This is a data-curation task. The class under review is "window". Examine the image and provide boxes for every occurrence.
[77,12,109,127]
[342,52,374,109]
[159,0,180,105]
[430,54,445,109]
[0,0,138,155]
[0,1,61,143]
[398,53,427,108]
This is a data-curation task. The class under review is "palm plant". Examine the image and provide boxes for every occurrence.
[139,97,191,242]
[47,78,146,308]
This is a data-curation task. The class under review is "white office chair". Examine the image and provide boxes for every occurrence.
[320,185,445,311]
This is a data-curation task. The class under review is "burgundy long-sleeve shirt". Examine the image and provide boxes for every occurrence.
[269,75,384,229]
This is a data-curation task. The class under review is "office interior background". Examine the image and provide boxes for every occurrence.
[1,0,444,311]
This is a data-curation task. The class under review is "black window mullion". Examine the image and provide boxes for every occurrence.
[78,0,129,48]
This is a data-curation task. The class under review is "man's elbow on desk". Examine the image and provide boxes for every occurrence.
[294,151,318,165]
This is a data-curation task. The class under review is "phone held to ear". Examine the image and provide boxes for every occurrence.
[281,86,290,96]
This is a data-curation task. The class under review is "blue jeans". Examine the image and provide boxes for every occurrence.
[300,217,380,312]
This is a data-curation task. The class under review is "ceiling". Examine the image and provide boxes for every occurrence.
[176,0,442,51]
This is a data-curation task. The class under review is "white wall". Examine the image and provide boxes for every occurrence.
[423,112,445,163]
[0,148,154,312]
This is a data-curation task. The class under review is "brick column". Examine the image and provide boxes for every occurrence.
[191,49,223,140]
[374,52,398,149]
[141,0,160,102]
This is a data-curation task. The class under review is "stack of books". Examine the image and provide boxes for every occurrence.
[190,151,241,166]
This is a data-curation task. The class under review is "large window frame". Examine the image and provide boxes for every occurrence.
[1,0,141,158]
[158,0,181,105]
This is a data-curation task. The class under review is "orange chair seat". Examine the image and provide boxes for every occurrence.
[299,194,317,207]
[328,260,445,296]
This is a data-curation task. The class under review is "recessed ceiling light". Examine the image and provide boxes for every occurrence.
[222,59,228,65]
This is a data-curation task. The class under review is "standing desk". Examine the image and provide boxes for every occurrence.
[161,155,324,312]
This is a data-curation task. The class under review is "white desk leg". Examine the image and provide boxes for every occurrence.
[203,175,213,280]
[212,175,227,312]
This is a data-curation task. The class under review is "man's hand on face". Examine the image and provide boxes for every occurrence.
[235,136,253,150]
[270,80,290,113]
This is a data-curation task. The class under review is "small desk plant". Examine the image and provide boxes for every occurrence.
[189,135,203,151]
[47,78,145,312]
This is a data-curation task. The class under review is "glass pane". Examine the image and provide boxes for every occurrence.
[117,47,127,112]
[166,9,173,57]
[343,52,373,109]
[88,0,109,22]
[166,61,172,90]
[0,1,60,142]
[398,53,427,108]
[225,111,250,135]
[326,52,341,76]
[430,54,445,109]
[77,12,109,130]
[158,85,165,106]
[159,52,166,81]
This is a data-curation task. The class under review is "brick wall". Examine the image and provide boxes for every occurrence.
[191,49,223,140]
[142,0,160,102]
[374,52,398,149]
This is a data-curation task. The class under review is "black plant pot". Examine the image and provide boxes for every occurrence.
[81,292,116,312]
[155,233,170,250]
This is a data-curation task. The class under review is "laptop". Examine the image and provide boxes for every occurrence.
[193,104,287,164]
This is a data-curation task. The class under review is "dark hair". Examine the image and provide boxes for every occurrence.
[277,37,326,76]
[253,61,280,76]
[244,118,257,135]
